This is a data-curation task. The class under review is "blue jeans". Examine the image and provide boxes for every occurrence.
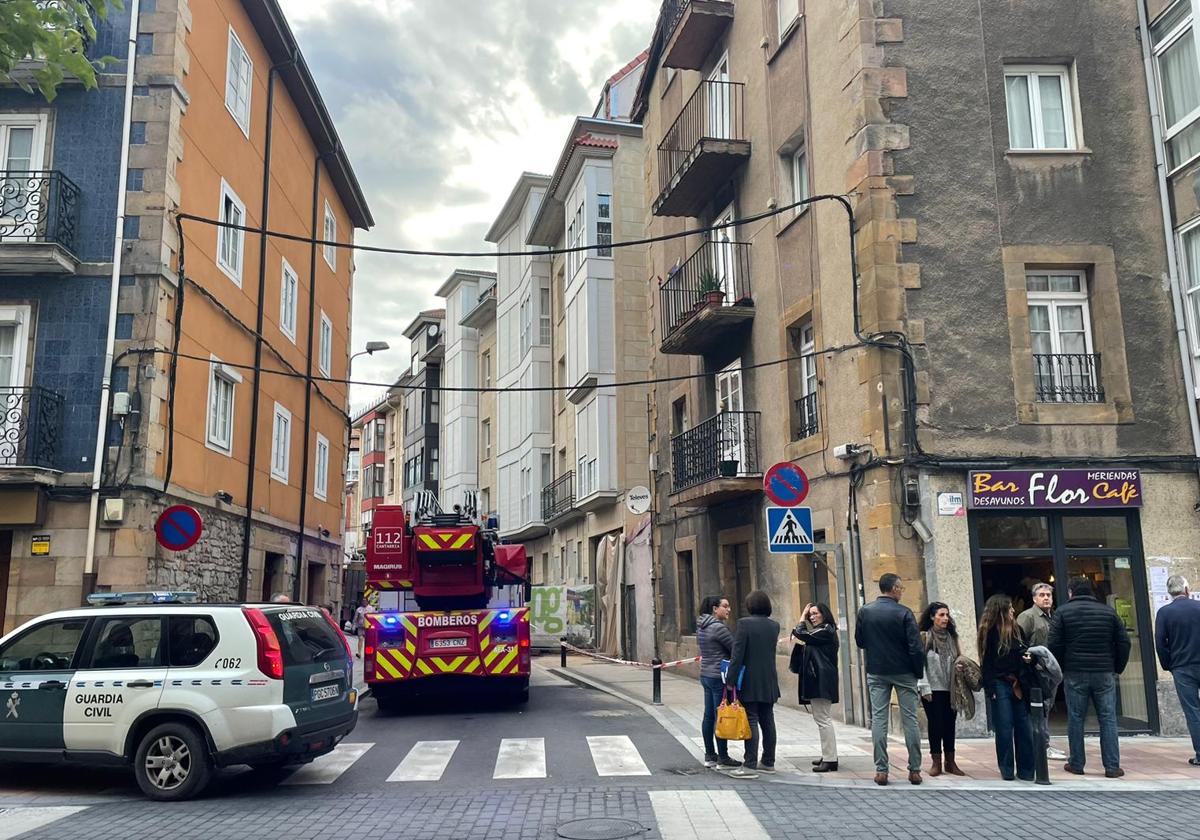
[700,675,729,757]
[1064,672,1120,772]
[989,678,1035,780]
[1171,666,1200,762]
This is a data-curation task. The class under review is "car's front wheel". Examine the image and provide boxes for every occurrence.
[134,722,213,801]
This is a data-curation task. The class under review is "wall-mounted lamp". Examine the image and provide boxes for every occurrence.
[215,491,234,504]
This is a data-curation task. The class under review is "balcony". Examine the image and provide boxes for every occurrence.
[661,0,735,71]
[669,410,761,505]
[0,386,65,475]
[541,471,582,525]
[654,81,750,217]
[660,239,753,354]
[1033,354,1104,404]
[794,392,819,440]
[0,171,82,274]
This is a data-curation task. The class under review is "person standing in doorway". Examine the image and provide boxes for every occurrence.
[1154,575,1200,767]
[353,597,369,659]
[1017,582,1064,760]
[792,602,840,772]
[918,602,965,777]
[855,573,925,786]
[978,594,1035,781]
[725,590,781,779]
[1048,577,1131,778]
[697,595,740,770]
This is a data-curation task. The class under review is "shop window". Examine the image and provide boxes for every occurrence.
[976,515,1050,549]
[1062,515,1130,550]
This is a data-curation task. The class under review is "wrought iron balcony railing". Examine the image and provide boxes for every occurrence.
[670,410,761,494]
[0,171,82,256]
[660,239,752,340]
[795,392,819,440]
[541,470,576,521]
[1033,353,1104,403]
[657,80,747,196]
[0,386,64,469]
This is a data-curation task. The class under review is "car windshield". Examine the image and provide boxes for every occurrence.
[0,618,89,671]
[266,608,344,666]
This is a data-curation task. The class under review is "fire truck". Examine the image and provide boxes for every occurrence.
[363,491,531,711]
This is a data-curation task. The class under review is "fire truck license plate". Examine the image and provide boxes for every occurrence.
[311,684,340,702]
[429,637,469,649]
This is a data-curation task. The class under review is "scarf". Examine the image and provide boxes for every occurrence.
[926,627,958,683]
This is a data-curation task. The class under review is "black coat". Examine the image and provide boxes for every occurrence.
[725,615,781,704]
[1048,594,1131,675]
[854,596,924,678]
[1155,595,1200,672]
[791,622,839,704]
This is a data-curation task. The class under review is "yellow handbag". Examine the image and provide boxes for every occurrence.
[715,687,752,741]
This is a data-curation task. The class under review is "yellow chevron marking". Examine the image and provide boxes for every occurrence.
[389,649,412,671]
[519,611,530,623]
[483,646,503,667]
[405,638,416,656]
[416,659,434,675]
[478,612,497,632]
[451,533,472,549]
[433,656,467,673]
[493,647,519,674]
[480,635,491,650]
[375,653,402,680]
[418,534,441,550]
[400,615,418,635]
[464,657,481,674]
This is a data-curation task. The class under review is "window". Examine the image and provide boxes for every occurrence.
[1181,225,1200,370]
[386,457,395,495]
[319,311,332,376]
[217,181,246,284]
[671,397,688,437]
[479,488,490,516]
[777,0,800,41]
[271,402,292,482]
[481,351,492,388]
[88,617,164,669]
[429,447,439,481]
[0,618,87,671]
[677,551,696,634]
[541,452,552,492]
[315,433,330,501]
[596,194,613,257]
[168,617,218,668]
[1025,272,1100,402]
[225,27,252,136]
[567,198,585,277]
[539,283,551,345]
[1153,2,1200,169]
[1004,66,1076,150]
[206,358,240,454]
[795,320,818,439]
[323,201,337,269]
[280,260,298,341]
[791,147,809,215]
[520,296,532,356]
[481,419,491,460]
[521,466,532,523]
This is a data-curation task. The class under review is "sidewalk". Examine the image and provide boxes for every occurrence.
[549,654,1200,791]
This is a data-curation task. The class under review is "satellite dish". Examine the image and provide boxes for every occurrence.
[625,486,651,515]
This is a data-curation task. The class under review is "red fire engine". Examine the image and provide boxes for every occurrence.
[363,492,531,711]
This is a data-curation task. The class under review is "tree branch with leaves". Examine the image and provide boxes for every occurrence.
[0,0,123,101]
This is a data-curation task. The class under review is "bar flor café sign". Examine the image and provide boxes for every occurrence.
[968,469,1142,510]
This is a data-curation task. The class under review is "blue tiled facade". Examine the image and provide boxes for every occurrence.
[0,8,132,473]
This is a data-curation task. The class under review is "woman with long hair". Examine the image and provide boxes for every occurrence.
[917,602,964,776]
[978,594,1035,781]
[792,602,840,772]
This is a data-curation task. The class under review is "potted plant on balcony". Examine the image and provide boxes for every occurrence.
[698,270,725,308]
[718,458,740,477]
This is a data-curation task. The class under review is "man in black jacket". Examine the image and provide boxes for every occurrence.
[1048,577,1131,778]
[855,573,924,786]
[1154,575,1200,767]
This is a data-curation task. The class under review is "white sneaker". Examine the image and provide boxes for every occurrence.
[1047,747,1068,760]
[728,767,760,779]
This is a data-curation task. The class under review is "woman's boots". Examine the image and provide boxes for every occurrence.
[944,751,965,776]
[929,754,943,777]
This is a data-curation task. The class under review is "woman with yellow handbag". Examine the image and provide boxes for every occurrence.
[723,590,781,778]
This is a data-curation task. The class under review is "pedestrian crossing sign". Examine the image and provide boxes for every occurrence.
[765,506,814,553]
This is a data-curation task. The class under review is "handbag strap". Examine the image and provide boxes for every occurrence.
[723,685,739,704]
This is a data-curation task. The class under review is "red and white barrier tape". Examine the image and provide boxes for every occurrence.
[559,641,700,670]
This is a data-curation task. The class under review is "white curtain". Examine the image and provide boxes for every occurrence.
[1005,75,1033,148]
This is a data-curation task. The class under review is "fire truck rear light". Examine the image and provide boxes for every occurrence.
[365,646,375,656]
[242,607,284,679]
[519,638,529,648]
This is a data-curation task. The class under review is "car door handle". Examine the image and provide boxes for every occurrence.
[38,680,66,690]
[126,680,155,688]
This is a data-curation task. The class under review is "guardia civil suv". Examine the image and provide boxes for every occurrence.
[0,592,359,801]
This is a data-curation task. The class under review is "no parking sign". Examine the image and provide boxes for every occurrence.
[155,505,203,552]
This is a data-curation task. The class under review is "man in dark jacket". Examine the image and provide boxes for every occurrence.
[1154,575,1200,767]
[1048,577,1131,777]
[855,573,924,786]
[725,590,781,778]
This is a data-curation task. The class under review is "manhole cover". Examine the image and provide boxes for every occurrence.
[556,817,646,839]
[669,765,703,776]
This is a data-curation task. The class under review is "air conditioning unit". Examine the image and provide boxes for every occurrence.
[112,393,131,416]
[103,499,125,523]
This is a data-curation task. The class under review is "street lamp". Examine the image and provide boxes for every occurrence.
[349,340,391,373]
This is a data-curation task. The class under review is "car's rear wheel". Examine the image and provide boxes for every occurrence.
[134,722,212,801]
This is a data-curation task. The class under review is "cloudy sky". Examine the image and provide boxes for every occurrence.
[277,0,658,409]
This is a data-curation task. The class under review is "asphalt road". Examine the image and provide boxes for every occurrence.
[0,667,1193,839]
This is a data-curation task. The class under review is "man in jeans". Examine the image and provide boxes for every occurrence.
[1154,575,1200,767]
[1018,582,1066,760]
[855,573,925,786]
[1048,577,1131,778]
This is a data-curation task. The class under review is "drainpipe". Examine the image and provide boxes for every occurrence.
[1136,0,1200,472]
[292,154,324,602]
[83,0,142,600]
[237,60,289,601]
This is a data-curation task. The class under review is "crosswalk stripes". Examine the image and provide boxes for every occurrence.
[0,806,89,840]
[586,735,651,776]
[493,738,547,779]
[386,740,459,782]
[649,791,770,840]
[281,742,374,785]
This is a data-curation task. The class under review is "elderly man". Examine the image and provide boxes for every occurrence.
[1018,582,1065,759]
[1155,575,1200,767]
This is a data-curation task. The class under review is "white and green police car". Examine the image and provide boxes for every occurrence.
[0,592,358,801]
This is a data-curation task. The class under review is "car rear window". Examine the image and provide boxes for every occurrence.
[266,607,344,666]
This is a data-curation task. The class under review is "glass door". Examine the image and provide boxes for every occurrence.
[0,120,44,241]
[711,203,737,302]
[706,55,732,140]
[716,360,744,470]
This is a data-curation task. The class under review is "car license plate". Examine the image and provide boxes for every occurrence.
[429,637,468,649]
[311,684,340,702]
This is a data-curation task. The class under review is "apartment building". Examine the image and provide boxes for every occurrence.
[398,309,444,510]
[0,0,372,628]
[633,0,1199,734]
[462,278,498,523]
[436,269,495,511]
